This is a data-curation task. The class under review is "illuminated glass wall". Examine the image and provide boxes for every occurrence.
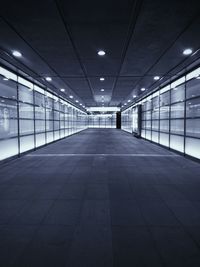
[122,66,200,159]
[121,108,132,133]
[0,66,87,161]
[88,113,116,128]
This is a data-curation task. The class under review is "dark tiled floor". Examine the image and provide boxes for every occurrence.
[0,129,200,266]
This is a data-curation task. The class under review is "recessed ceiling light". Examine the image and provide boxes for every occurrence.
[133,95,137,98]
[60,88,65,92]
[154,76,160,80]
[141,87,146,91]
[100,89,105,92]
[124,103,127,106]
[100,77,105,81]
[75,100,79,103]
[45,77,52,82]
[3,77,9,81]
[183,48,193,55]
[98,50,106,56]
[128,99,131,102]
[12,50,22,57]
[69,95,73,99]
[80,103,82,106]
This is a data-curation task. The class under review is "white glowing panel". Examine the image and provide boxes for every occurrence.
[0,67,17,81]
[34,85,44,95]
[87,107,120,112]
[160,85,170,94]
[171,77,185,88]
[146,130,151,140]
[54,131,60,140]
[141,130,145,138]
[47,132,54,143]
[152,131,159,143]
[35,133,46,147]
[186,67,200,81]
[170,135,184,152]
[18,77,33,90]
[20,135,34,153]
[60,130,65,138]
[0,138,18,160]
[159,133,169,147]
[185,137,200,159]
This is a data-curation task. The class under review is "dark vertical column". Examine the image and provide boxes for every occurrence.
[183,75,186,155]
[158,88,161,144]
[44,91,47,144]
[138,105,142,137]
[33,87,36,150]
[16,77,20,157]
[169,82,172,149]
[116,112,121,129]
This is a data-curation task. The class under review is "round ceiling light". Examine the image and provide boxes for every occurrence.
[154,76,160,81]
[183,48,193,55]
[98,50,106,56]
[45,77,52,82]
[12,50,22,57]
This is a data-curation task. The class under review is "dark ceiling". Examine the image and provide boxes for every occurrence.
[0,0,200,109]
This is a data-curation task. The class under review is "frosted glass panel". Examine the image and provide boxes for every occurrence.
[60,130,65,138]
[36,133,46,147]
[0,138,18,160]
[159,133,169,147]
[171,102,184,118]
[185,138,200,159]
[0,117,18,138]
[20,135,34,153]
[54,131,60,140]
[152,131,159,143]
[0,78,17,99]
[46,120,53,131]
[141,130,145,138]
[19,103,34,119]
[186,98,200,117]
[170,119,184,135]
[170,135,184,152]
[35,106,45,119]
[152,120,159,130]
[20,120,34,135]
[160,120,169,132]
[35,120,45,133]
[171,84,185,103]
[18,84,33,103]
[47,132,53,143]
[186,118,200,138]
[160,91,170,106]
[146,130,151,140]
[160,106,169,119]
[186,78,200,99]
